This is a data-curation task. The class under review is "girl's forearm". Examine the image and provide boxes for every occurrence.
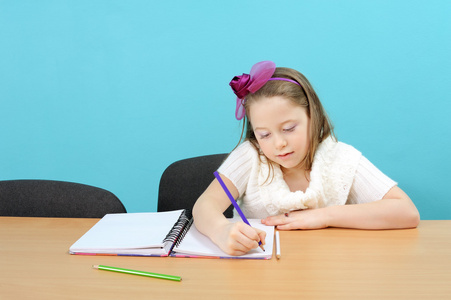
[324,197,420,230]
[192,194,229,239]
[193,175,240,239]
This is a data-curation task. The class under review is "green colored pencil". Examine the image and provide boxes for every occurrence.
[93,265,182,282]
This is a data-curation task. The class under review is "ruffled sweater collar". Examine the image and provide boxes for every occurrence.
[258,137,362,216]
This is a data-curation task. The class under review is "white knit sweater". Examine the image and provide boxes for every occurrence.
[218,137,397,219]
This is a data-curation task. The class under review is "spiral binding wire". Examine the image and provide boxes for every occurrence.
[163,209,193,250]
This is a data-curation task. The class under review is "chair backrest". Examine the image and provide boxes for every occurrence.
[0,180,126,218]
[158,154,233,218]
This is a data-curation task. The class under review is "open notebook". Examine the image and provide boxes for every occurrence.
[69,209,274,259]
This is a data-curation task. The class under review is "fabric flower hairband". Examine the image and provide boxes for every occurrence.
[229,60,301,120]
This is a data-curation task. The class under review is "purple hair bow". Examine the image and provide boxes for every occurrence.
[229,61,276,120]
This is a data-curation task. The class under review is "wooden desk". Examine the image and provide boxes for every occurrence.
[1,217,450,299]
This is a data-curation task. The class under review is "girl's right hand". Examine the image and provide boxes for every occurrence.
[213,221,266,256]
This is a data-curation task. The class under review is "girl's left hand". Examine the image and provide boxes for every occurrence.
[261,209,329,230]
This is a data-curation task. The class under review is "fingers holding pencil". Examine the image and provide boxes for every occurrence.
[237,223,266,252]
[254,227,266,252]
[218,222,265,255]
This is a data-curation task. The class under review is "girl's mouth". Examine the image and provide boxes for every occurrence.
[277,152,293,159]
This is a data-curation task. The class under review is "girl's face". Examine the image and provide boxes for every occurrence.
[248,96,310,172]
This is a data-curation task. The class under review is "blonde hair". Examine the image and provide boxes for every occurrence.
[239,67,335,173]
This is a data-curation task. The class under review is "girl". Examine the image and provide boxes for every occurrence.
[192,61,420,256]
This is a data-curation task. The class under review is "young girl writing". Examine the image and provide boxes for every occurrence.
[192,61,420,256]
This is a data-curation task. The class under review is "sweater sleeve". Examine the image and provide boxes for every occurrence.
[347,155,397,204]
[217,141,258,197]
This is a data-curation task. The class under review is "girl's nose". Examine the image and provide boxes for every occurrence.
[274,134,287,150]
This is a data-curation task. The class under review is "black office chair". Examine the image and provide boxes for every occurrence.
[158,154,234,218]
[0,180,126,218]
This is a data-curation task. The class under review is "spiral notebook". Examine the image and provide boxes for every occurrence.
[69,209,274,259]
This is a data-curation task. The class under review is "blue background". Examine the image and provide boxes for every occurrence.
[1,1,450,219]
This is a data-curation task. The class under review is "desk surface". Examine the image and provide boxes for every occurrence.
[1,217,450,300]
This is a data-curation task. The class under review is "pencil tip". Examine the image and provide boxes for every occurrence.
[92,265,99,269]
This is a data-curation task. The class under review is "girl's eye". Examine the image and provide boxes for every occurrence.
[257,132,270,139]
[283,125,296,132]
